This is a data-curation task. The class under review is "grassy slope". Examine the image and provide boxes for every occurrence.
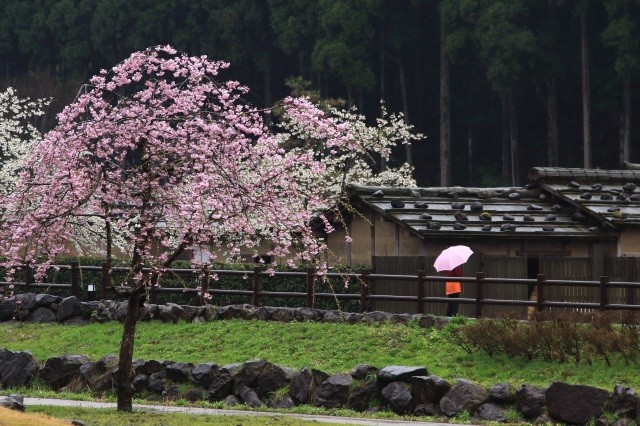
[0,320,636,391]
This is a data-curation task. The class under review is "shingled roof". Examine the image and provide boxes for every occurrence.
[348,183,615,239]
[528,167,640,226]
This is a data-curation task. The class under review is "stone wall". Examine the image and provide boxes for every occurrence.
[0,293,447,327]
[0,293,638,424]
[0,348,637,424]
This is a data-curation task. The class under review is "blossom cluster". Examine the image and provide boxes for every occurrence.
[0,46,379,286]
[0,87,49,195]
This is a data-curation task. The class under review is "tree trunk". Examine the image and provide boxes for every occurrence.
[440,21,452,187]
[468,130,473,186]
[547,77,559,166]
[501,93,510,185]
[508,87,519,186]
[263,62,272,107]
[356,87,364,112]
[116,290,142,412]
[581,11,592,168]
[398,56,412,166]
[380,22,386,107]
[621,77,631,165]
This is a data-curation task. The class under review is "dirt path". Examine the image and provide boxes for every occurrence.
[25,397,460,425]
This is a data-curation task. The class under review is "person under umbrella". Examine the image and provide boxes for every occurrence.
[444,265,463,316]
[433,245,473,317]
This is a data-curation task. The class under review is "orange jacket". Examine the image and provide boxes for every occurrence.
[445,281,461,295]
[444,266,463,295]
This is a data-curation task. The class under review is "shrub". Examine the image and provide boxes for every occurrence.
[447,311,640,365]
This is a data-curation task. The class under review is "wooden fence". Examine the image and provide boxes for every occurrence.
[3,262,640,317]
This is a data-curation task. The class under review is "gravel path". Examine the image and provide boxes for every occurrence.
[25,397,459,425]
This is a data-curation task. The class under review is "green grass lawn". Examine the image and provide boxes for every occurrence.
[0,319,637,391]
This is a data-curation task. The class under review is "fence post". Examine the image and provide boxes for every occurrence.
[360,271,369,313]
[70,261,80,297]
[24,263,33,293]
[475,272,484,318]
[417,270,425,314]
[600,276,609,311]
[101,262,109,300]
[536,274,545,312]
[200,265,209,306]
[252,266,261,307]
[306,267,315,308]
[149,272,158,304]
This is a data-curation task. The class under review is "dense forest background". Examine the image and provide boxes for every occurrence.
[1,0,639,187]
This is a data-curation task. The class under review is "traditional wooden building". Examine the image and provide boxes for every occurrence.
[323,167,640,315]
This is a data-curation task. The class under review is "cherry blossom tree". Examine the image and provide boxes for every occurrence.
[0,46,359,411]
[280,80,423,198]
[0,87,49,195]
[279,99,422,199]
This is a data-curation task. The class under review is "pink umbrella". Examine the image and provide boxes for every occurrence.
[433,245,473,272]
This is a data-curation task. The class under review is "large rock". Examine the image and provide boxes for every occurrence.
[490,383,516,404]
[381,381,413,414]
[350,364,378,380]
[313,373,353,409]
[411,375,452,405]
[132,359,163,376]
[217,304,256,320]
[270,307,295,322]
[148,371,167,394]
[238,386,264,407]
[255,363,291,400]
[233,359,267,394]
[414,402,439,416]
[113,301,128,321]
[545,382,609,424]
[377,365,428,388]
[39,355,89,390]
[609,385,638,418]
[289,367,328,404]
[15,293,36,318]
[323,310,345,323]
[202,305,220,321]
[191,363,218,388]
[30,307,56,323]
[158,303,184,323]
[0,395,24,412]
[267,394,296,409]
[347,379,377,412]
[516,384,546,419]
[132,374,149,394]
[181,306,200,322]
[208,369,234,401]
[474,402,508,422]
[161,384,180,401]
[139,304,159,321]
[165,362,193,383]
[0,349,38,388]
[80,354,118,392]
[294,307,324,322]
[411,314,436,328]
[0,297,17,321]
[56,296,82,321]
[362,311,395,324]
[80,301,98,319]
[439,379,489,417]
[35,294,61,307]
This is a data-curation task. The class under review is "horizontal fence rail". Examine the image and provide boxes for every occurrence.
[3,262,640,317]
